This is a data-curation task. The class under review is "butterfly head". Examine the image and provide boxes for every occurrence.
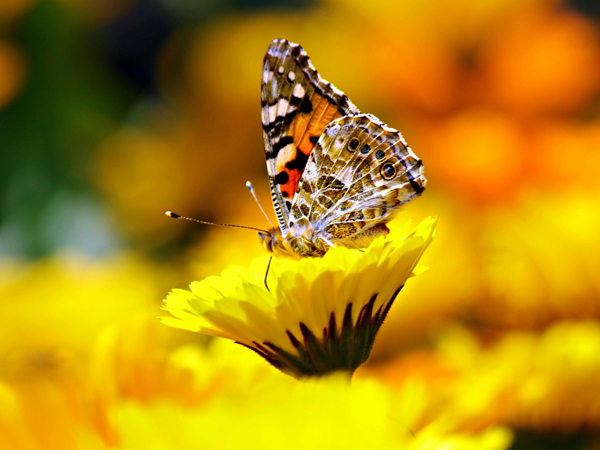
[258,227,285,255]
[259,227,304,259]
[259,224,332,259]
[258,226,307,259]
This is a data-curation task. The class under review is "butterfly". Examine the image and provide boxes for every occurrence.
[258,39,426,259]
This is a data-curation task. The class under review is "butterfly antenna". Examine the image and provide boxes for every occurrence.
[245,181,273,228]
[165,211,270,234]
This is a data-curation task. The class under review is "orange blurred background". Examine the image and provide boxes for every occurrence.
[1,0,600,448]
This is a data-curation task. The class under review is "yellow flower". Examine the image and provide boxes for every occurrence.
[113,372,512,450]
[364,320,600,434]
[0,253,163,375]
[0,307,513,450]
[0,253,179,449]
[162,218,436,377]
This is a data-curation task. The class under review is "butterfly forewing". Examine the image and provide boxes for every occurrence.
[261,39,359,234]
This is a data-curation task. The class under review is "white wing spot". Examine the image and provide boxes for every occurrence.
[261,109,268,125]
[277,66,285,74]
[277,143,295,165]
[276,98,289,117]
[287,71,295,82]
[293,83,305,98]
[326,124,340,137]
[268,104,278,123]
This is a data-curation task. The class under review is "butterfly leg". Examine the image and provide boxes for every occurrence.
[321,236,335,249]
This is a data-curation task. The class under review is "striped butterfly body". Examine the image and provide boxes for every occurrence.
[259,39,426,259]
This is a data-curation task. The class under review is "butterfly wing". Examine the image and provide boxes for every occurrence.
[289,114,426,247]
[261,39,360,235]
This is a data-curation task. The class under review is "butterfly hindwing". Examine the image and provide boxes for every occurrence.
[261,39,360,234]
[290,114,426,246]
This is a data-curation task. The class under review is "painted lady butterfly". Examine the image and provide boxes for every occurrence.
[259,39,426,259]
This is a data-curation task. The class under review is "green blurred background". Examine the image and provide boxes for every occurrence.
[2,0,600,448]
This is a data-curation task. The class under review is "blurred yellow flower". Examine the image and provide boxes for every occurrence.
[443,321,600,432]
[421,109,526,204]
[0,309,513,450]
[0,253,181,449]
[481,9,600,116]
[0,253,165,377]
[478,188,600,327]
[163,218,436,377]
[364,320,600,433]
[0,379,109,450]
[532,119,600,190]
[508,321,600,432]
[114,372,512,450]
[88,319,274,446]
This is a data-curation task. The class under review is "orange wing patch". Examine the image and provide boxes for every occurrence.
[275,94,346,199]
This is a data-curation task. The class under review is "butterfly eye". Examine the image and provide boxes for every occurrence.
[348,138,360,152]
[380,162,396,180]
